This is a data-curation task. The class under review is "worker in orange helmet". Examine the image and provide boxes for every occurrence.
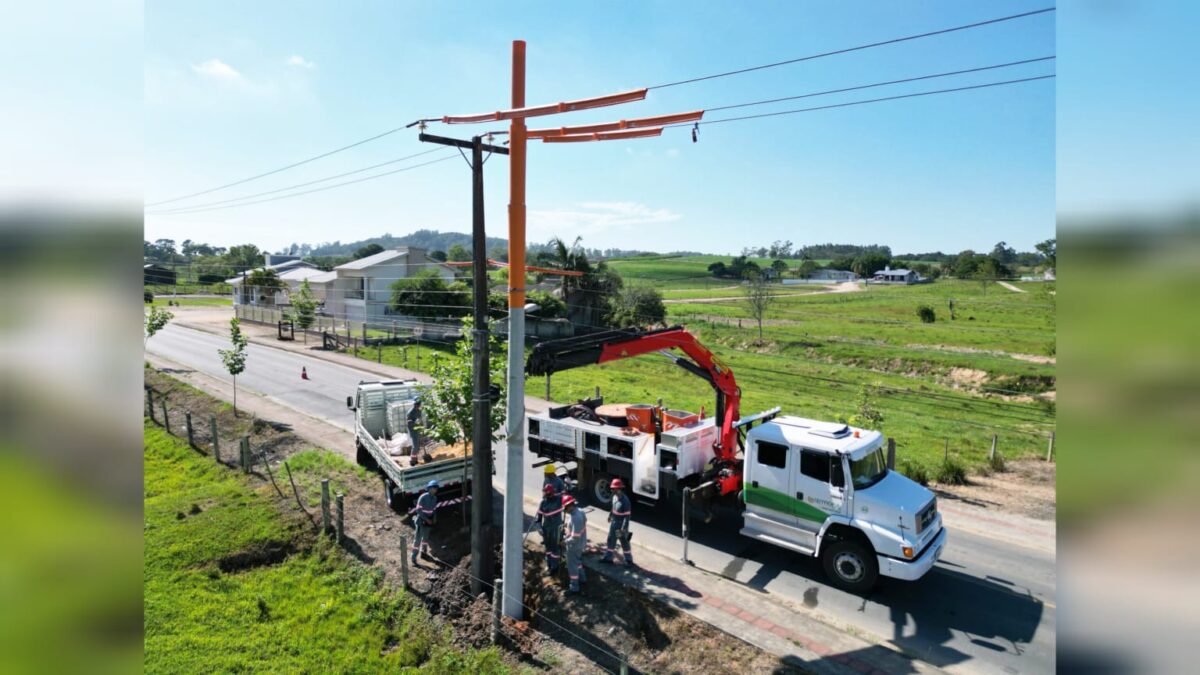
[601,477,634,567]
[562,494,588,594]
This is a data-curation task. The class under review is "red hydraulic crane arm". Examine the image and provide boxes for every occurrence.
[526,326,742,463]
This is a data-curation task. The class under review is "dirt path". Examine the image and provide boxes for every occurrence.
[663,281,863,304]
[998,281,1027,293]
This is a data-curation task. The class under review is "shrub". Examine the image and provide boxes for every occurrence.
[899,460,929,486]
[144,289,154,303]
[988,450,1007,473]
[916,305,936,323]
[934,456,968,485]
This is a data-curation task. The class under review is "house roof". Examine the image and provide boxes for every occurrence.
[279,267,329,282]
[267,259,315,272]
[335,249,407,270]
[877,268,913,276]
[306,271,338,284]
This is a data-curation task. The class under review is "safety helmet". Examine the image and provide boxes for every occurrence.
[543,464,556,475]
[562,494,577,508]
[426,479,440,489]
[609,478,625,490]
[542,484,556,495]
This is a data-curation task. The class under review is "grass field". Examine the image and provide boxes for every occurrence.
[145,295,232,308]
[143,424,506,673]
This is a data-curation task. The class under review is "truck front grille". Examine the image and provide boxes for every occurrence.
[917,499,937,534]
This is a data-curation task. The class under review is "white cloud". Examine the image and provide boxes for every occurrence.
[287,54,316,69]
[529,201,681,239]
[191,58,243,82]
[665,148,680,158]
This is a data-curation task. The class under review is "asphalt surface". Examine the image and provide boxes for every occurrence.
[148,323,1056,674]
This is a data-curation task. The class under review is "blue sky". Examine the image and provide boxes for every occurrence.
[143,1,1056,255]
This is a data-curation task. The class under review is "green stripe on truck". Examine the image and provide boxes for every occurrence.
[744,484,830,523]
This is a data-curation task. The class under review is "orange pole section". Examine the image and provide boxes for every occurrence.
[541,127,664,143]
[528,110,704,138]
[508,40,527,309]
[441,88,648,124]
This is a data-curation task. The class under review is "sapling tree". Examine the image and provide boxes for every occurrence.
[218,318,248,416]
[290,278,318,330]
[419,317,506,456]
[145,306,174,346]
[742,269,775,343]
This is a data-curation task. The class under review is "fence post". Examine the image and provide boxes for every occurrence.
[545,374,551,401]
[161,399,170,434]
[321,479,331,535]
[944,438,949,462]
[886,437,896,470]
[186,412,195,448]
[989,435,998,462]
[1046,432,1055,462]
[240,437,250,473]
[335,492,345,545]
[210,416,220,462]
[377,342,382,364]
[415,345,420,370]
[400,534,410,588]
[680,487,691,565]
[146,388,155,422]
[620,654,629,675]
[491,578,503,644]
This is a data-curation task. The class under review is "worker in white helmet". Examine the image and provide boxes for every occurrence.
[601,477,634,567]
[562,494,588,594]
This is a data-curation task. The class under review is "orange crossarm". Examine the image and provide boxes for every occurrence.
[442,89,648,124]
[528,110,703,139]
[443,259,584,277]
[541,127,663,143]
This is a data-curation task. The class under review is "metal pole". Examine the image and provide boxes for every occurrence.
[886,437,896,470]
[321,479,331,535]
[335,492,345,544]
[545,374,550,401]
[502,38,528,621]
[470,134,495,597]
[681,487,691,565]
[1046,432,1055,462]
[400,535,410,587]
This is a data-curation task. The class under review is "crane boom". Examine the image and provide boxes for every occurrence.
[526,326,742,463]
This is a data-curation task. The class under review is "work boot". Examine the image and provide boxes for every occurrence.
[625,555,635,568]
[600,553,614,564]
[567,584,580,595]
[410,553,418,564]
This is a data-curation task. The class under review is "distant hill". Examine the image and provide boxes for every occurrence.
[308,229,506,257]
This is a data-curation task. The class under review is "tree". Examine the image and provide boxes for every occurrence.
[707,261,728,278]
[743,270,775,343]
[770,259,789,278]
[797,259,819,279]
[245,268,285,305]
[218,318,248,416]
[390,270,468,319]
[542,236,623,329]
[740,259,761,280]
[290,278,318,329]
[974,256,1003,294]
[353,243,385,260]
[419,316,506,471]
[447,243,471,262]
[1035,238,1056,269]
[990,241,1017,265]
[852,253,891,278]
[607,286,666,328]
[429,250,448,262]
[916,305,936,323]
[225,244,264,270]
[848,383,885,429]
[145,306,174,345]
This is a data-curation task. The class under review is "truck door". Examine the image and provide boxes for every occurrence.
[744,440,796,526]
[795,449,846,532]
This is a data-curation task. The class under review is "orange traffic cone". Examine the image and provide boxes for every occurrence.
[301,367,309,380]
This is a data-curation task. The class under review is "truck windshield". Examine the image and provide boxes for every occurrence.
[849,447,888,489]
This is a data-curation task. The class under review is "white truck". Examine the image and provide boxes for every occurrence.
[525,326,945,592]
[346,380,471,513]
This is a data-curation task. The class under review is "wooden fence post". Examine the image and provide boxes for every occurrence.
[989,435,998,462]
[186,413,195,448]
[886,437,896,470]
[335,493,345,545]
[400,535,410,588]
[240,437,250,473]
[377,342,382,364]
[161,399,170,434]
[321,479,331,535]
[146,389,155,422]
[1046,432,1055,462]
[210,416,220,462]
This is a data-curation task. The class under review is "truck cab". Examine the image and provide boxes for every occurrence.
[741,416,946,592]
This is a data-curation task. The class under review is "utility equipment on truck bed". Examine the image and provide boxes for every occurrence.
[525,326,945,591]
[347,380,471,513]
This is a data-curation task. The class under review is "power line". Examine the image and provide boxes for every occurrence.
[146,124,416,207]
[147,155,457,215]
[706,56,1055,113]
[671,75,1056,129]
[648,7,1056,89]
[146,147,451,214]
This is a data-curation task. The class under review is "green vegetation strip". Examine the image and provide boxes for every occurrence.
[143,423,506,673]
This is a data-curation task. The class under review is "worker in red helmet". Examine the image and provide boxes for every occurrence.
[562,494,588,594]
[601,477,634,567]
[536,483,564,574]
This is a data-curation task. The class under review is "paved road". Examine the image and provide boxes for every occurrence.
[148,323,1056,674]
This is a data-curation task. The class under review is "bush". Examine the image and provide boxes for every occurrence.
[144,289,154,303]
[988,450,1007,473]
[899,460,929,486]
[933,456,968,485]
[916,305,936,323]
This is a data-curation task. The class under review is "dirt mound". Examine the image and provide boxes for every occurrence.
[217,540,294,573]
[425,557,501,649]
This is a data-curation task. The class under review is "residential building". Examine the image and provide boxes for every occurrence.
[871,266,918,284]
[321,248,456,324]
[227,258,318,306]
[811,268,859,282]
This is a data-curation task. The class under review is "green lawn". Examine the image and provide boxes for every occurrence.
[145,295,232,308]
[143,424,507,673]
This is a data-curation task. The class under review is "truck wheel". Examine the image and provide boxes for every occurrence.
[591,474,613,507]
[384,479,403,513]
[821,538,879,593]
[356,441,377,471]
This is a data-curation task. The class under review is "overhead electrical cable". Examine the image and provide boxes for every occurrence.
[648,7,1056,89]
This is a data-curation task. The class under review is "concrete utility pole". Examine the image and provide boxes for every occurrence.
[416,131,508,596]
[503,39,529,620]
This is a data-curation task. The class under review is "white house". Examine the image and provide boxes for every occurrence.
[228,259,318,306]
[871,266,918,284]
[322,248,456,325]
[811,268,859,282]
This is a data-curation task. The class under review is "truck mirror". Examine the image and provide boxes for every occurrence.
[346,396,354,410]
